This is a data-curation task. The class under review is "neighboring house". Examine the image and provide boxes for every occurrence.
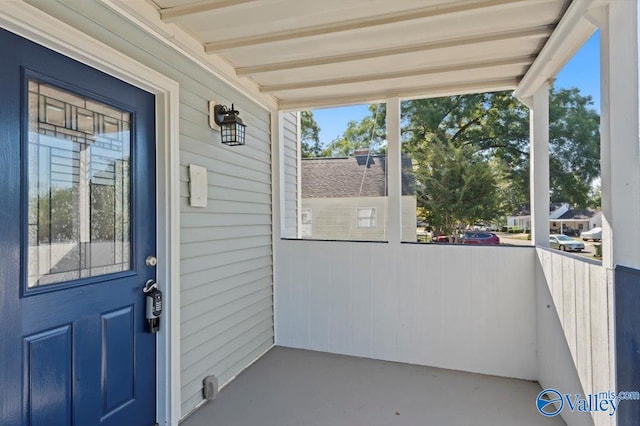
[301,151,417,241]
[507,202,600,233]
[508,202,569,230]
[550,208,602,234]
[506,207,533,231]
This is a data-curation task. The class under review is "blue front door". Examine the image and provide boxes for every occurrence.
[0,29,157,425]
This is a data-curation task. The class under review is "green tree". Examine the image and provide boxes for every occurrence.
[402,92,532,212]
[36,187,76,242]
[413,140,504,234]
[324,86,600,217]
[321,104,386,156]
[300,110,323,157]
[587,184,601,209]
[404,87,600,209]
[548,87,600,206]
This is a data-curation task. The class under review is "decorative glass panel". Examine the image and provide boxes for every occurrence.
[27,80,131,287]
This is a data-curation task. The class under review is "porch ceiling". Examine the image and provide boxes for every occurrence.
[149,0,586,109]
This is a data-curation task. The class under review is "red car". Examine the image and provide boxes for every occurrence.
[461,232,500,245]
[432,234,451,243]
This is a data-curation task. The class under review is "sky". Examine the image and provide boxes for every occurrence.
[311,31,601,146]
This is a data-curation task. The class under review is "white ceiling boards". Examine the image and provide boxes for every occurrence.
[148,0,596,109]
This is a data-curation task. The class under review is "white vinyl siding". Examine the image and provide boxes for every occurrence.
[282,112,299,238]
[300,196,417,242]
[25,0,275,418]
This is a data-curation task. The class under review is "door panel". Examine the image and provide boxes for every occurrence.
[0,28,157,426]
[24,325,73,426]
[102,306,136,415]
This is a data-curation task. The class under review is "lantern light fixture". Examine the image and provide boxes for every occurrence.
[209,101,247,146]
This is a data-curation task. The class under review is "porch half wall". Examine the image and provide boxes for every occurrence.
[535,248,614,426]
[275,241,538,380]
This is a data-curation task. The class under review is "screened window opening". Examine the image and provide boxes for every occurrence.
[293,104,393,241]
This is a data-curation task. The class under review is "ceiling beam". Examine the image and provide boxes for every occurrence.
[260,55,535,93]
[237,25,554,76]
[204,0,529,52]
[160,0,256,22]
[514,0,595,99]
[277,77,521,111]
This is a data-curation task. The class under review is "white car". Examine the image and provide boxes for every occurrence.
[581,227,602,241]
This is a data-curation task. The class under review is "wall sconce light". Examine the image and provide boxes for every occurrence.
[209,101,247,146]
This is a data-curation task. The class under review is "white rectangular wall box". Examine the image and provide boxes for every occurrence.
[189,164,208,207]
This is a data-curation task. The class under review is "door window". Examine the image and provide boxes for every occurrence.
[27,80,131,287]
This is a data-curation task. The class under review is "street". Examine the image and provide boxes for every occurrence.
[498,233,601,260]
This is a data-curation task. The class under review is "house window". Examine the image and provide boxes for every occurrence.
[578,223,584,230]
[301,208,312,238]
[357,208,377,228]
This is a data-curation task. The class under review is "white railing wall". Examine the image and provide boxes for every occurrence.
[275,241,538,380]
[536,248,614,426]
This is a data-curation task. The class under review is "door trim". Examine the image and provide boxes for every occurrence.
[0,3,181,425]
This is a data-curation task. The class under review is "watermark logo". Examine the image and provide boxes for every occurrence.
[536,389,640,417]
[537,389,564,417]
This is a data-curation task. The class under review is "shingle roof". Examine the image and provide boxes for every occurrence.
[301,155,415,198]
[558,209,600,220]
[511,202,568,216]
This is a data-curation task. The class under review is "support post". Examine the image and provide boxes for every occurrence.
[524,83,550,247]
[596,1,640,270]
[271,110,284,346]
[386,97,402,245]
[271,110,285,240]
[296,111,302,238]
[590,7,640,425]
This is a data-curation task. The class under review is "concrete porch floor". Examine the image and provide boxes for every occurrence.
[182,346,565,426]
